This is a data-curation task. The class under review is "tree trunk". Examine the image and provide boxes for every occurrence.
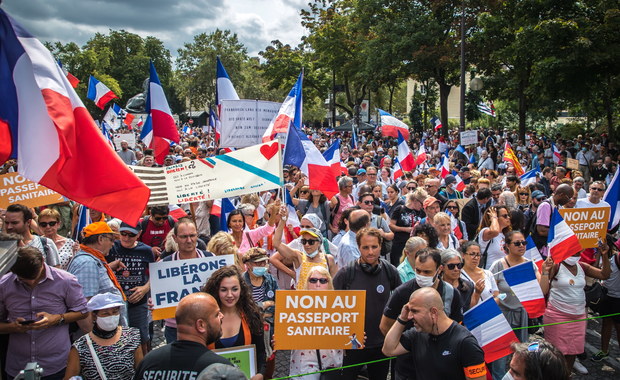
[518,79,527,142]
[439,82,451,137]
[605,76,614,138]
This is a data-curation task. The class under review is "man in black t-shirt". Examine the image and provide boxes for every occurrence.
[333,227,401,380]
[133,293,232,380]
[382,288,486,380]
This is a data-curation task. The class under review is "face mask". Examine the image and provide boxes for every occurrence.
[564,256,580,266]
[252,267,268,277]
[306,250,319,258]
[415,273,435,288]
[502,371,514,380]
[96,314,120,331]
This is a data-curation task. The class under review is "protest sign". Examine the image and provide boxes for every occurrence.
[113,133,136,150]
[460,130,479,146]
[274,290,366,350]
[559,206,610,248]
[219,99,281,148]
[213,345,257,378]
[0,173,64,209]
[130,141,283,206]
[566,158,579,170]
[150,255,235,319]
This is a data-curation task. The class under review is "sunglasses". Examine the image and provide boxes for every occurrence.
[308,277,329,284]
[120,231,137,238]
[362,200,374,205]
[499,214,510,219]
[466,252,481,258]
[153,216,168,221]
[511,241,526,246]
[301,239,319,245]
[590,187,604,191]
[39,221,58,228]
[300,190,309,194]
[446,205,458,210]
[407,187,416,190]
[519,193,529,196]
[446,263,464,270]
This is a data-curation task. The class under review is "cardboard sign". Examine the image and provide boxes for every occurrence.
[460,130,479,146]
[566,158,579,170]
[150,255,235,319]
[130,141,283,206]
[559,206,610,248]
[213,345,257,378]
[113,133,136,150]
[219,99,282,148]
[274,290,366,350]
[0,173,65,209]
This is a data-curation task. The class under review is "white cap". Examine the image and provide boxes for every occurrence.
[87,292,125,311]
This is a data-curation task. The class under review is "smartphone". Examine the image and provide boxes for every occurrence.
[18,319,36,325]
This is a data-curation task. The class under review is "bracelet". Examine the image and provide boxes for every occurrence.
[542,272,549,276]
[396,317,408,325]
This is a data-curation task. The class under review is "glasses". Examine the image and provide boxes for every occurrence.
[153,216,168,221]
[407,187,416,190]
[499,214,510,219]
[367,173,377,176]
[300,190,309,194]
[120,231,137,238]
[511,240,526,246]
[466,252,481,258]
[301,239,319,245]
[362,200,374,205]
[308,277,329,284]
[446,263,464,270]
[177,234,197,240]
[519,192,529,196]
[590,187,604,192]
[39,221,58,228]
[528,341,540,352]
[446,205,458,210]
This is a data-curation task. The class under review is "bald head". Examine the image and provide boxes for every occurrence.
[409,287,445,312]
[349,209,370,233]
[176,292,218,327]
[554,184,574,206]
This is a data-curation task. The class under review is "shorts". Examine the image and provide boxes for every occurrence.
[127,302,150,344]
[599,295,620,323]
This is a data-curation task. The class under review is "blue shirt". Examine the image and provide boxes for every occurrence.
[337,230,360,268]
[397,259,416,283]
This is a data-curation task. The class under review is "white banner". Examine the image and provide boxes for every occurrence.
[220,99,281,148]
[150,255,235,319]
[129,141,283,205]
[360,99,369,122]
[113,133,136,150]
[460,130,479,146]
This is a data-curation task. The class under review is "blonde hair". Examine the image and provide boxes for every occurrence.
[207,231,241,268]
[39,208,61,221]
[303,266,334,290]
[433,212,451,225]
[164,229,177,252]
[400,236,427,263]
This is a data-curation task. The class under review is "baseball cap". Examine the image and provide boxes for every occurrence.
[119,222,141,235]
[423,197,440,209]
[300,227,322,239]
[531,190,546,200]
[87,292,125,311]
[198,363,247,380]
[82,222,114,238]
[444,175,456,186]
[460,166,470,173]
[357,169,367,175]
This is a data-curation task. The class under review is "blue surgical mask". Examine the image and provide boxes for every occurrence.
[252,267,268,277]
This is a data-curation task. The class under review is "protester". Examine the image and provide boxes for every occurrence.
[507,341,570,380]
[593,236,620,362]
[412,223,439,249]
[289,266,343,380]
[134,293,232,379]
[65,292,143,380]
[478,206,512,270]
[0,246,89,380]
[38,208,77,269]
[440,249,474,312]
[329,176,355,236]
[461,188,492,239]
[226,203,279,258]
[397,236,427,283]
[460,241,499,307]
[203,266,267,380]
[138,205,175,259]
[335,209,369,268]
[382,287,487,380]
[434,212,460,250]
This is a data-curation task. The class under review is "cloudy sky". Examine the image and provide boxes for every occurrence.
[3,0,308,56]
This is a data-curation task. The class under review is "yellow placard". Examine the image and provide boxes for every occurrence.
[566,158,579,170]
[0,173,64,209]
[274,290,366,350]
[559,206,610,248]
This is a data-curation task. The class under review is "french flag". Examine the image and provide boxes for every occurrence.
[350,126,358,150]
[142,61,179,164]
[392,158,403,181]
[520,169,539,187]
[87,75,118,109]
[397,130,415,172]
[101,122,115,149]
[182,124,193,135]
[136,116,144,129]
[57,59,79,88]
[547,208,582,262]
[219,198,236,232]
[211,199,222,217]
[503,261,546,318]
[263,71,303,142]
[525,236,543,272]
[415,141,428,168]
[168,205,188,220]
[464,297,519,363]
[447,210,463,239]
[215,56,239,113]
[603,167,620,230]
[0,10,150,224]
[552,142,562,165]
[284,126,338,198]
[285,188,301,228]
[430,116,442,131]
[322,139,346,177]
[440,154,450,178]
[209,108,221,141]
[73,204,93,240]
[379,109,410,140]
[454,174,466,192]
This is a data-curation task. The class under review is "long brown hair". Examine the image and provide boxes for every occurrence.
[202,265,263,334]
[478,205,512,235]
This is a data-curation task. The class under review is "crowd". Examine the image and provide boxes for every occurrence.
[1,126,620,380]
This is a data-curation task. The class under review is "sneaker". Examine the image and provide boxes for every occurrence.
[573,359,588,375]
[591,351,609,362]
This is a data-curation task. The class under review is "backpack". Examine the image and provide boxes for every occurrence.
[529,200,552,250]
[330,194,355,225]
[371,216,392,257]
[341,258,399,291]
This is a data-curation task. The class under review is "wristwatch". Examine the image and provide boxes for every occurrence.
[396,317,408,325]
[58,314,65,326]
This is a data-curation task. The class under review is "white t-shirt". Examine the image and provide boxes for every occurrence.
[461,269,498,305]
[478,228,505,270]
[575,198,610,209]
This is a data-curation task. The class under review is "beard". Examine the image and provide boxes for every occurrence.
[206,325,222,345]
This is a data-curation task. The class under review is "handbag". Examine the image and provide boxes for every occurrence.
[585,282,608,313]
[85,334,108,380]
[316,350,340,380]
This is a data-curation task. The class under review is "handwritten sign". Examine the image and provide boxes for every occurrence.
[213,345,257,378]
[0,173,64,209]
[150,255,235,319]
[460,130,479,146]
[566,158,579,170]
[274,290,366,350]
[219,99,282,148]
[559,206,610,248]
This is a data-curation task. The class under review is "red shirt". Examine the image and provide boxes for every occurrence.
[139,217,172,249]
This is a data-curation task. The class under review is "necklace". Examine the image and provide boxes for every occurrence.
[92,324,118,339]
